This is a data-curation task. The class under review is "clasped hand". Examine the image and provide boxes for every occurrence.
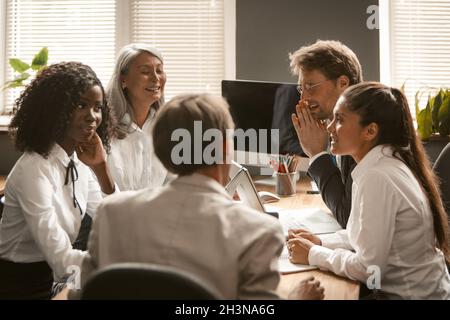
[291,100,329,158]
[287,228,321,265]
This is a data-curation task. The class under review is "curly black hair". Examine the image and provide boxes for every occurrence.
[9,61,115,157]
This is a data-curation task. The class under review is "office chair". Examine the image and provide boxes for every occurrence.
[423,139,450,166]
[0,196,4,220]
[433,143,450,219]
[80,262,223,300]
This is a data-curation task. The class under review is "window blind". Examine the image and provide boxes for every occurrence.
[4,0,116,111]
[130,0,225,100]
[390,0,450,115]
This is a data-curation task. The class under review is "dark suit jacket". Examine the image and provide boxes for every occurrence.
[307,154,356,228]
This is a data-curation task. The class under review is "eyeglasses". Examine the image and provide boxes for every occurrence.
[296,79,329,95]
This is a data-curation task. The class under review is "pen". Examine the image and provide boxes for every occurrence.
[306,190,320,194]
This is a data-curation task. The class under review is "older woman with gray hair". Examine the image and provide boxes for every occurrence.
[106,43,168,191]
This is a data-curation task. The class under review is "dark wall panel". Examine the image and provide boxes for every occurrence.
[236,0,379,83]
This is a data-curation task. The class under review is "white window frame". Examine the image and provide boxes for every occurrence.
[0,0,236,116]
[0,0,7,116]
[115,0,131,55]
[224,0,236,80]
[380,0,450,119]
[379,0,391,86]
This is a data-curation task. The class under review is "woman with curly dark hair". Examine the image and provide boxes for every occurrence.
[0,61,117,299]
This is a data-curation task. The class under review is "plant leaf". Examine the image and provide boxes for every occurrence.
[31,47,48,71]
[1,79,25,90]
[13,72,30,82]
[415,90,421,116]
[9,58,30,73]
[1,72,30,91]
[9,80,26,88]
[431,89,443,131]
[416,96,433,140]
[437,92,450,136]
[0,81,14,91]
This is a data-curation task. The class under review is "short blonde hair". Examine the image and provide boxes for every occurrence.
[153,94,235,175]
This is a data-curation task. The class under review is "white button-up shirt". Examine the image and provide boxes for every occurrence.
[0,144,113,280]
[108,111,167,191]
[308,145,450,299]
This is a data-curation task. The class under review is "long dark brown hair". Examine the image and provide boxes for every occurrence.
[343,82,449,263]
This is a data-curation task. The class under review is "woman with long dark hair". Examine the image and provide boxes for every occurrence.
[288,82,450,299]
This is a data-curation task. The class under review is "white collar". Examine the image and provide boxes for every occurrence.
[351,145,396,182]
[121,108,157,132]
[50,143,80,167]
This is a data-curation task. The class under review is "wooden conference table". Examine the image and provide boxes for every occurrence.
[254,174,360,300]
[54,174,359,300]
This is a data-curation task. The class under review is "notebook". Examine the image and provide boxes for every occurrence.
[267,206,343,236]
[272,207,343,274]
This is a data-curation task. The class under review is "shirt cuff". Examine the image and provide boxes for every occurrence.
[309,151,329,165]
[308,245,334,267]
[319,233,343,248]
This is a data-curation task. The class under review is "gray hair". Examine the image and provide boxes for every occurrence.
[106,43,165,139]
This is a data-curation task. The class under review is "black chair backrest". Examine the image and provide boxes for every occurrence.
[0,196,4,220]
[433,142,450,218]
[81,263,223,300]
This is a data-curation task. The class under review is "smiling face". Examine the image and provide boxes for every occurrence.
[61,85,103,154]
[121,52,166,109]
[298,69,349,121]
[327,96,377,162]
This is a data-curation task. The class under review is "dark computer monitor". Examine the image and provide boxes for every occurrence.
[221,80,303,161]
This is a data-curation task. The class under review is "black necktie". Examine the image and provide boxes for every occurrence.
[64,159,82,215]
[331,154,337,166]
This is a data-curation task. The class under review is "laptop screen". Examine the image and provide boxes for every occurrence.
[225,161,265,212]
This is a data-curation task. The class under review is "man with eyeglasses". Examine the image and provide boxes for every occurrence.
[289,40,363,228]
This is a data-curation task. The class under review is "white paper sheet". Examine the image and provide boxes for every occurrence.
[278,246,317,274]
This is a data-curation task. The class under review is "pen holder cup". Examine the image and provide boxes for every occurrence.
[275,172,297,197]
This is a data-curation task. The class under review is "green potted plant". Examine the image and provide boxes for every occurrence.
[415,87,450,141]
[414,86,450,164]
[1,47,48,91]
